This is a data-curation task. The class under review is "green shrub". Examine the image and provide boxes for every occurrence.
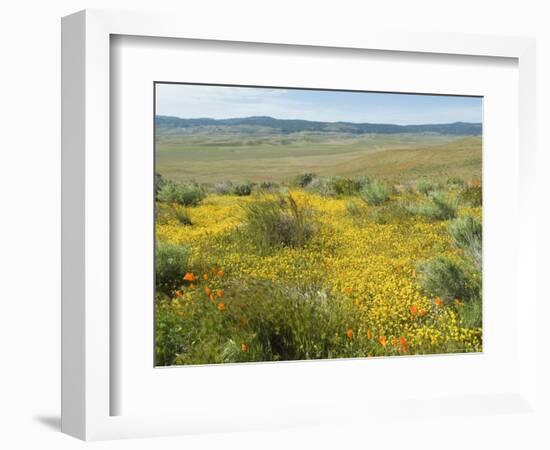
[258,181,279,191]
[155,172,166,199]
[369,202,413,225]
[416,178,438,196]
[459,184,482,207]
[446,176,465,189]
[459,297,482,328]
[360,180,390,206]
[213,181,234,195]
[448,216,482,269]
[412,191,458,221]
[417,256,469,304]
[241,194,316,253]
[345,201,364,218]
[173,207,192,226]
[331,177,366,196]
[155,242,191,295]
[233,181,254,196]
[157,181,206,206]
[295,172,315,188]
[306,177,336,196]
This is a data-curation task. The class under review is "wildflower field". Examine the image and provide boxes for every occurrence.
[155,170,482,365]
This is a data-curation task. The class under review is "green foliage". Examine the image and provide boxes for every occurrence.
[446,176,465,189]
[345,200,364,218]
[306,177,336,196]
[448,216,482,269]
[233,181,254,196]
[331,176,367,196]
[295,172,315,188]
[258,181,279,191]
[155,172,166,199]
[156,280,363,366]
[173,207,192,226]
[417,256,470,304]
[360,180,390,205]
[155,242,191,295]
[459,184,482,207]
[213,180,234,195]
[458,297,482,328]
[412,191,458,221]
[369,202,413,225]
[157,180,206,206]
[416,178,438,195]
[241,194,316,253]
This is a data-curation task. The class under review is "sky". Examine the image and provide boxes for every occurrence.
[155,83,482,126]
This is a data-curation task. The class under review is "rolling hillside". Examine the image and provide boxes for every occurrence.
[155,116,482,183]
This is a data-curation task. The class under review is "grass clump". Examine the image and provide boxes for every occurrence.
[416,178,438,196]
[458,183,482,207]
[331,177,367,196]
[155,242,191,295]
[258,181,279,191]
[173,207,192,225]
[369,202,413,225]
[306,177,336,196]
[213,180,234,195]
[360,180,390,205]
[294,172,315,188]
[241,194,316,253]
[417,256,469,304]
[345,200,364,218]
[446,176,465,189]
[233,181,254,196]
[412,191,458,221]
[155,172,166,200]
[448,216,482,269]
[157,180,206,206]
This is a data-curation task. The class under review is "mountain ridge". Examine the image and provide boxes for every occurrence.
[155,115,482,135]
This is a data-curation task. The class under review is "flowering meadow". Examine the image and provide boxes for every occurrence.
[155,175,482,365]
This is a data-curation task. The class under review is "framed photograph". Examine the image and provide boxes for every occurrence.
[62,9,539,442]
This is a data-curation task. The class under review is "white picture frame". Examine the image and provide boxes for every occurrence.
[61,9,539,442]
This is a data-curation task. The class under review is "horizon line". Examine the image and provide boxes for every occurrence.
[155,114,482,127]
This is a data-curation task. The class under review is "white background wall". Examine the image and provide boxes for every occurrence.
[0,1,548,449]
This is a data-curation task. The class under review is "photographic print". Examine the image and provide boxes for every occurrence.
[154,83,482,366]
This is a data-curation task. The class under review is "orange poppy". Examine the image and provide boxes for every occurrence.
[209,293,215,302]
[241,343,249,352]
[217,303,226,311]
[216,289,223,298]
[410,305,418,316]
[205,286,212,295]
[379,336,387,347]
[175,290,183,297]
[182,272,196,282]
[367,329,372,340]
[420,308,427,317]
[400,336,408,353]
[217,270,225,277]
[435,297,443,307]
[346,328,353,339]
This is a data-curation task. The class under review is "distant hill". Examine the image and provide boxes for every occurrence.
[155,115,482,136]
